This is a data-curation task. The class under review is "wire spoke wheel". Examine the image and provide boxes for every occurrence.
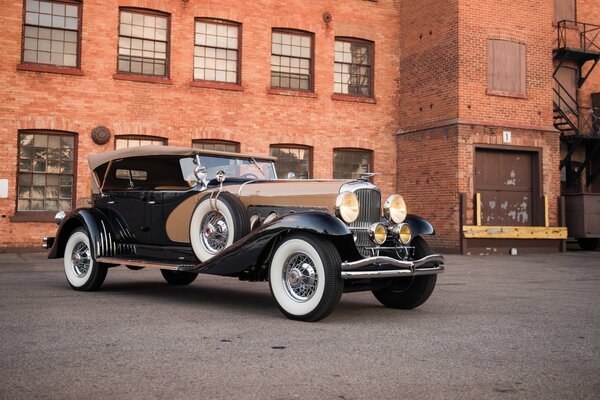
[269,233,343,322]
[200,211,230,254]
[189,192,250,263]
[71,242,91,278]
[282,253,319,302]
[64,228,107,291]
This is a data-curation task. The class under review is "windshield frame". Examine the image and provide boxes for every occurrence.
[180,155,277,184]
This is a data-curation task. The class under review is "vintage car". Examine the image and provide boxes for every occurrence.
[45,145,444,321]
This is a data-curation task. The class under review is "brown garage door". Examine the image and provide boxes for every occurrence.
[475,149,537,226]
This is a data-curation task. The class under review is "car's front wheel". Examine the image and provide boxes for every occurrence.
[371,236,437,309]
[160,269,198,285]
[269,233,343,322]
[64,228,107,291]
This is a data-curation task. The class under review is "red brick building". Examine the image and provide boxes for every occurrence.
[0,0,598,253]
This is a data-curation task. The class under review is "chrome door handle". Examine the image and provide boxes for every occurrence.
[147,200,156,205]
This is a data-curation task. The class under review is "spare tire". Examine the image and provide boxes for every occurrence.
[189,191,250,262]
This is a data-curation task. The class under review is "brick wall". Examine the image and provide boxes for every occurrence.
[0,0,580,251]
[457,0,555,130]
[0,0,401,247]
[398,0,459,131]
[397,0,562,252]
[397,126,460,251]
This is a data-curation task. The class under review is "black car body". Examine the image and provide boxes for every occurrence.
[46,145,444,321]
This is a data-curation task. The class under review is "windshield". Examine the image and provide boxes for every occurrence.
[180,155,277,183]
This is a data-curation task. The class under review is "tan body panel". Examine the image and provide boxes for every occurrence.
[165,180,348,243]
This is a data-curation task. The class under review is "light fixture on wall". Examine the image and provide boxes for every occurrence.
[323,12,332,24]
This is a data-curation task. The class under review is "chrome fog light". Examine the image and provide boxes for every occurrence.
[54,211,65,225]
[369,223,387,245]
[397,223,412,244]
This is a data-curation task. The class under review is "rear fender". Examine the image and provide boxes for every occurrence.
[48,208,127,260]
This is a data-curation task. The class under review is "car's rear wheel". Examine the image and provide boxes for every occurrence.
[160,269,198,285]
[269,233,343,322]
[371,236,437,309]
[64,228,107,291]
[189,192,250,262]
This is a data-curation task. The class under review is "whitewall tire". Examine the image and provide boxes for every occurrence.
[189,192,250,262]
[64,228,107,291]
[269,233,343,322]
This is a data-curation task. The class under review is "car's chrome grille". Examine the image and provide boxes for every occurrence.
[349,188,381,257]
[354,189,381,224]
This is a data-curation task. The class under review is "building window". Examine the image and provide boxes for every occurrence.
[118,9,169,77]
[270,145,312,179]
[194,19,240,83]
[271,29,313,91]
[554,0,576,23]
[333,148,372,179]
[334,38,373,97]
[488,39,526,95]
[17,131,75,212]
[192,140,240,153]
[22,0,81,67]
[115,135,166,149]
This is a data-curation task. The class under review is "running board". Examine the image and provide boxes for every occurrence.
[96,257,195,271]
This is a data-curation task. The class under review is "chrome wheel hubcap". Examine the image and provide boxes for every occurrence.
[282,253,318,302]
[71,242,91,278]
[200,211,229,254]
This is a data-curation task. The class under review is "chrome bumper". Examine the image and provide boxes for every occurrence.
[340,254,445,279]
[42,237,54,250]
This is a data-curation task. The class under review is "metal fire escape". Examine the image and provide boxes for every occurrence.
[553,20,600,189]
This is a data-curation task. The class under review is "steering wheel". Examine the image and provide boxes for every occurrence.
[240,173,259,180]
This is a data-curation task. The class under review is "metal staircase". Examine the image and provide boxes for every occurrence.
[553,20,600,189]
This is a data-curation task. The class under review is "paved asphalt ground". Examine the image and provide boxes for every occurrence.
[0,250,599,400]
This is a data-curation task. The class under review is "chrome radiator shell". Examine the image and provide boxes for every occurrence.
[340,181,382,257]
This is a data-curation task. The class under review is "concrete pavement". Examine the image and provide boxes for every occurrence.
[0,251,599,399]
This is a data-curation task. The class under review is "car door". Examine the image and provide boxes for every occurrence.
[109,190,156,245]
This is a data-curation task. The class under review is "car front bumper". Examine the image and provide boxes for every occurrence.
[340,254,445,279]
[42,236,55,250]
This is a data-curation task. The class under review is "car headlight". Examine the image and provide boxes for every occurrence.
[397,223,412,244]
[384,194,407,224]
[369,223,387,245]
[335,191,359,223]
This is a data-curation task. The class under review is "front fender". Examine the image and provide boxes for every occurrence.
[184,212,352,275]
[405,214,435,237]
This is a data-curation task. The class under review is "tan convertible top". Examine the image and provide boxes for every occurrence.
[88,145,276,171]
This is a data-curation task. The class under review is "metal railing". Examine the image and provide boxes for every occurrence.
[579,106,600,137]
[557,20,600,52]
